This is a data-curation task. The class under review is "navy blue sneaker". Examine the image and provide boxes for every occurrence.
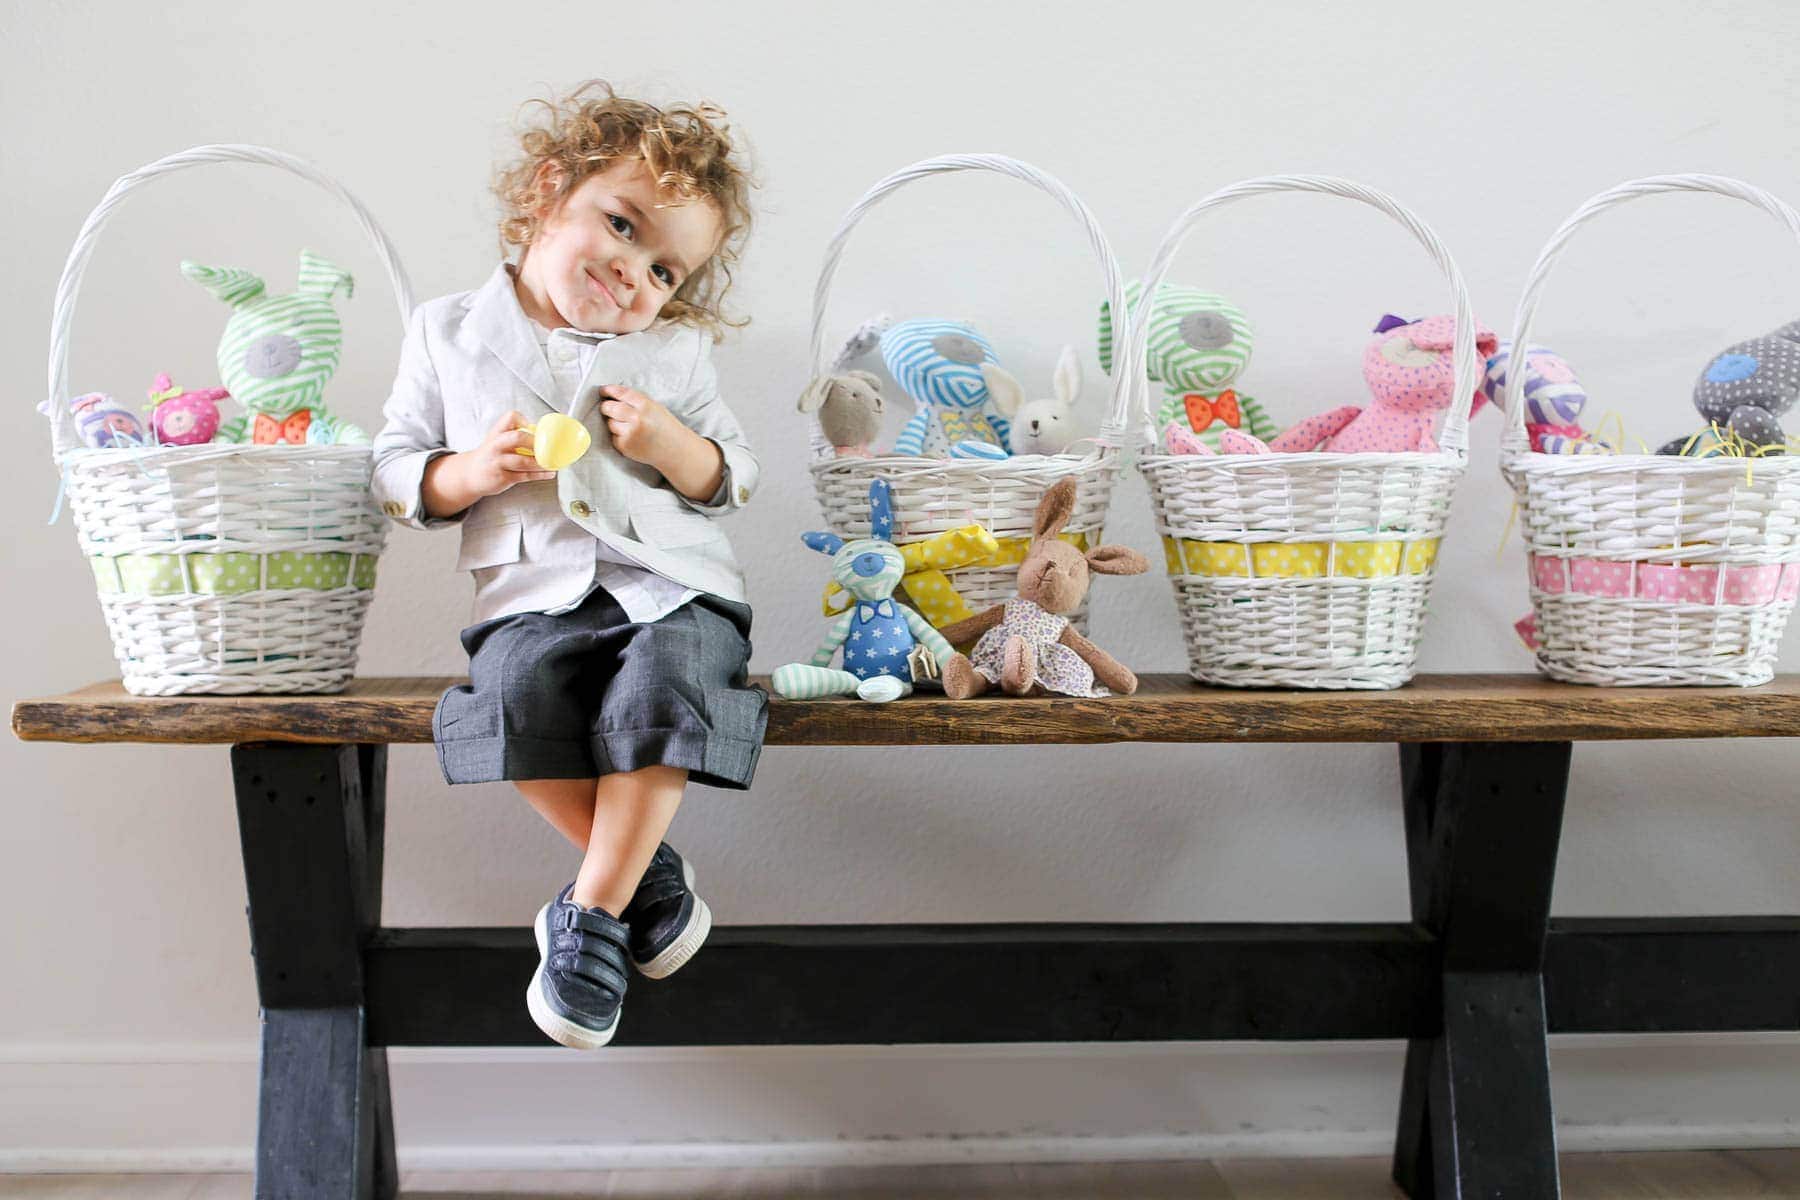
[527,885,631,1050]
[621,843,712,979]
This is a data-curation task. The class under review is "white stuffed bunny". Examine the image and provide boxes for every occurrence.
[981,345,1084,456]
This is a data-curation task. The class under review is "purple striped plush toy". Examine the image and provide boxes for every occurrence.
[1483,341,1608,455]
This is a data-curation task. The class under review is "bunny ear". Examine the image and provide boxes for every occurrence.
[981,362,1027,417]
[802,530,845,556]
[1032,477,1078,542]
[1096,280,1146,375]
[798,375,832,414]
[297,250,354,300]
[181,261,265,308]
[1053,346,1082,405]
[867,479,894,541]
[834,314,891,370]
[1086,544,1149,576]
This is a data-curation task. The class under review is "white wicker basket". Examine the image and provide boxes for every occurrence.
[1126,176,1482,689]
[44,144,413,695]
[805,155,1141,632]
[1500,175,1800,687]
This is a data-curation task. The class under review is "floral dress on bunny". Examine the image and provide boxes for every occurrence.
[968,597,1107,697]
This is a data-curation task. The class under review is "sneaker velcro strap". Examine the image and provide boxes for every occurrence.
[568,946,629,994]
[568,909,625,939]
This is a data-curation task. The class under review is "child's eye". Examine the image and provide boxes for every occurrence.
[607,212,634,239]
[651,264,674,286]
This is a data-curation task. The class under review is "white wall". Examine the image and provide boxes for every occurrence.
[5,0,1799,1170]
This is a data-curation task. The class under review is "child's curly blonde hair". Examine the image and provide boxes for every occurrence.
[496,81,753,335]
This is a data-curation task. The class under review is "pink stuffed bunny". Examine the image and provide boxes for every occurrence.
[1204,315,1496,456]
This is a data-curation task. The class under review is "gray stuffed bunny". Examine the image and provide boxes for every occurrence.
[1660,319,1800,455]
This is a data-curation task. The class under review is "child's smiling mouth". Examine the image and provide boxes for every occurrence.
[584,268,618,307]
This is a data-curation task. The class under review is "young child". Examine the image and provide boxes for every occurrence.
[372,83,764,1050]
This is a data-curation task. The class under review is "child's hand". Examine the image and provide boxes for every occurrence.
[597,385,686,467]
[465,411,558,494]
[421,411,555,518]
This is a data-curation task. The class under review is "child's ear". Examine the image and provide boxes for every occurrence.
[1086,545,1149,576]
[802,531,844,556]
[529,161,569,219]
[982,363,1026,417]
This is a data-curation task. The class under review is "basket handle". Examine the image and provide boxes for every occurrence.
[808,154,1139,450]
[1124,175,1480,456]
[1501,173,1800,453]
[43,143,415,457]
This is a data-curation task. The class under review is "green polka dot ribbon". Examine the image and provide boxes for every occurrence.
[90,551,378,595]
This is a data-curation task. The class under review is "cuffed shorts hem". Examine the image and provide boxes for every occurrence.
[594,728,763,791]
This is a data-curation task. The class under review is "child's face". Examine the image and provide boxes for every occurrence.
[519,159,722,335]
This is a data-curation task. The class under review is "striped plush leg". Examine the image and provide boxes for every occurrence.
[772,664,863,699]
[894,408,932,456]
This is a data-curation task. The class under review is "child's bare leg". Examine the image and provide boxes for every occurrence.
[515,778,597,850]
[571,765,687,916]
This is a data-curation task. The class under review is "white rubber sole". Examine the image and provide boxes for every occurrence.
[526,901,620,1051]
[634,859,712,980]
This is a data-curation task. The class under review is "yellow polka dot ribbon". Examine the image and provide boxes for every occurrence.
[821,526,1093,628]
[1159,537,1440,579]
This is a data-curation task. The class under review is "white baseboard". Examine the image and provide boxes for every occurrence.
[4,1036,1797,1174]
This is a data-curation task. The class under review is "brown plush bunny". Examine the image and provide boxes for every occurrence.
[939,477,1148,698]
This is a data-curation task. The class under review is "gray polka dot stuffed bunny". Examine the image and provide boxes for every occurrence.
[1659,319,1800,455]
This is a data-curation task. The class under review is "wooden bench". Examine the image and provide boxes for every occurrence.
[14,674,1800,1200]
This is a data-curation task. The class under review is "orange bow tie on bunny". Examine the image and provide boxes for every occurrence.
[251,410,314,445]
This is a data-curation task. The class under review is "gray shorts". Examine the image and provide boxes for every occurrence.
[434,587,766,790]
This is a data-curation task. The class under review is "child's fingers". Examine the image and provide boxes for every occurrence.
[498,453,552,473]
[488,410,528,439]
[598,397,643,420]
[494,428,536,454]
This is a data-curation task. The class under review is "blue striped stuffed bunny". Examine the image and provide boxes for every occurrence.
[880,318,1014,459]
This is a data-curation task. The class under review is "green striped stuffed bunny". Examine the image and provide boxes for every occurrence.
[1098,281,1276,451]
[181,250,368,445]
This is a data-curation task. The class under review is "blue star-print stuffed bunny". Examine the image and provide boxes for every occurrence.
[772,479,956,703]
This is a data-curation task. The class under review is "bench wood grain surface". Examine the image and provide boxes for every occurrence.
[14,673,1800,745]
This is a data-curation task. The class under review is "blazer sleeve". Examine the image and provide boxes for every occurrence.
[672,332,760,516]
[371,305,462,530]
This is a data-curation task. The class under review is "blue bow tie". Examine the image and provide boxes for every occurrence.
[854,599,895,623]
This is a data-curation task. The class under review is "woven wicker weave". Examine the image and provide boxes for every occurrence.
[44,144,411,695]
[1500,175,1800,686]
[805,155,1142,632]
[1124,176,1482,689]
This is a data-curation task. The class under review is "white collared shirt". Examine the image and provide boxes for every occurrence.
[533,322,699,624]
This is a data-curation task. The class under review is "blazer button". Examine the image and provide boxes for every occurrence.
[736,486,750,504]
[381,501,404,517]
[569,499,592,518]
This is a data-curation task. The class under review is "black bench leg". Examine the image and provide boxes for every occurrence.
[1392,741,1571,1200]
[234,744,396,1200]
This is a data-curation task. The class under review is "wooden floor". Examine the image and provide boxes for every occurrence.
[11,1152,1800,1198]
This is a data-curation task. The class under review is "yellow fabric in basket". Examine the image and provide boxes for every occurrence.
[1160,538,1440,579]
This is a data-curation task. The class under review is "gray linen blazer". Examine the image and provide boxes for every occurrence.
[371,265,759,625]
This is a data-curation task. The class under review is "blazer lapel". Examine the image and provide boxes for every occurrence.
[469,263,556,408]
